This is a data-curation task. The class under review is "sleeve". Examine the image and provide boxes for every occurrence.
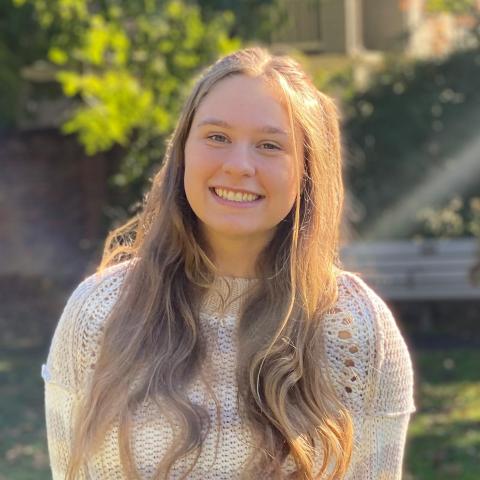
[346,289,416,480]
[42,276,99,480]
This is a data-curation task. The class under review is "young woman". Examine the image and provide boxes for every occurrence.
[42,47,416,479]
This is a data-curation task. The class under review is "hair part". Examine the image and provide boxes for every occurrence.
[66,46,353,480]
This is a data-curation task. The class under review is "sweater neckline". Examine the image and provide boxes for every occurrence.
[200,275,259,318]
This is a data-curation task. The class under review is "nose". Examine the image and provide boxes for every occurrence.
[221,143,255,176]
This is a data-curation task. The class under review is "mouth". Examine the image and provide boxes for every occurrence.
[209,187,265,204]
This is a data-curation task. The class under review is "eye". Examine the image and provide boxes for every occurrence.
[259,142,281,150]
[207,134,229,143]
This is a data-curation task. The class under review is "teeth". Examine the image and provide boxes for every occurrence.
[214,188,260,202]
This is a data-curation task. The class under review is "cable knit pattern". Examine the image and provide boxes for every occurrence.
[43,261,416,479]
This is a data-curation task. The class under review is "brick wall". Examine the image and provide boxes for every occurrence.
[0,128,111,281]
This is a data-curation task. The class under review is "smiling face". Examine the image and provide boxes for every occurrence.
[183,74,304,253]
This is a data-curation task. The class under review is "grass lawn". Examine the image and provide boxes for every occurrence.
[1,346,479,479]
[405,348,480,480]
[0,346,50,480]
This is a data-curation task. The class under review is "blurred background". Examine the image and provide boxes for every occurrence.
[1,0,479,478]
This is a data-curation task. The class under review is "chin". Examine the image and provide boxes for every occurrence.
[217,227,259,237]
[205,222,263,238]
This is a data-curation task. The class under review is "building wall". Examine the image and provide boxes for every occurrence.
[0,129,110,280]
[321,0,347,53]
[271,0,325,49]
[362,0,409,51]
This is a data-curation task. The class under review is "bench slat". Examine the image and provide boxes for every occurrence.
[340,238,480,300]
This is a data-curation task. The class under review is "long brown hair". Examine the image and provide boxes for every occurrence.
[67,47,353,480]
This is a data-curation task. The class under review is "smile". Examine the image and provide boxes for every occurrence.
[211,187,263,202]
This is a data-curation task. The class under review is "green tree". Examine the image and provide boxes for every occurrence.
[0,1,51,129]
[197,0,285,42]
[415,196,480,238]
[15,0,239,204]
[342,46,480,238]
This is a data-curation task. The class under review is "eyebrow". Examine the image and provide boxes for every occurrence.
[196,117,289,136]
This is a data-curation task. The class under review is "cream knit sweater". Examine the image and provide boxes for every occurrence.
[42,261,416,479]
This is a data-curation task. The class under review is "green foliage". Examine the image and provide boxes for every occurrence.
[0,347,50,478]
[197,0,285,42]
[59,71,154,153]
[305,53,357,102]
[0,1,50,129]
[426,0,477,15]
[415,196,480,239]
[19,0,239,200]
[407,349,480,480]
[341,48,480,236]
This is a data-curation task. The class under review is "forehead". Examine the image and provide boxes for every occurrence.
[194,74,289,129]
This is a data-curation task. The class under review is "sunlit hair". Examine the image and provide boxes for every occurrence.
[66,46,353,479]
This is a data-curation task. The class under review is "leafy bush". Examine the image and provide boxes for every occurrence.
[341,47,480,237]
[0,1,51,129]
[14,0,239,220]
[414,196,480,239]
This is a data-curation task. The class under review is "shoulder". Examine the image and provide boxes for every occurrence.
[322,270,416,416]
[68,260,133,324]
[44,260,134,393]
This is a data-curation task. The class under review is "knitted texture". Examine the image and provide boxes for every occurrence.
[43,261,416,479]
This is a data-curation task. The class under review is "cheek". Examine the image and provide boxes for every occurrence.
[185,142,217,178]
[183,143,201,203]
[184,143,218,206]
[273,162,298,200]
[184,142,204,182]
[269,161,301,216]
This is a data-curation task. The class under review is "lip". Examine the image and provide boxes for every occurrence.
[209,187,264,207]
[210,186,264,197]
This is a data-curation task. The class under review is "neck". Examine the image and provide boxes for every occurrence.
[203,230,273,279]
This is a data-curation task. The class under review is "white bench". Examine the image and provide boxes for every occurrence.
[340,237,480,301]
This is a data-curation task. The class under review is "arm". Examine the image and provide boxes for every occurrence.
[43,366,88,479]
[43,261,131,478]
[346,412,412,480]
[347,285,416,480]
[43,261,133,479]
[42,277,98,479]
